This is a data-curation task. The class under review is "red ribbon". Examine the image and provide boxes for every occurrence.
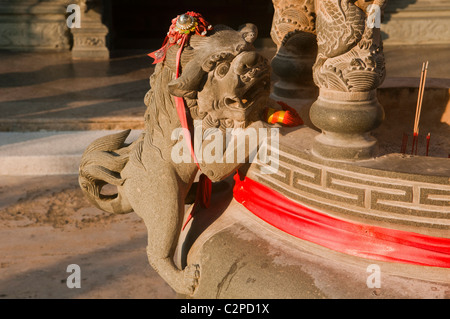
[148,12,213,230]
[233,173,450,268]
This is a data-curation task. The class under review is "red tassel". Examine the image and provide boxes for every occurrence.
[148,38,170,64]
[198,174,212,209]
[182,174,212,230]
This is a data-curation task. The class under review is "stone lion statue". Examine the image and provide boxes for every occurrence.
[78,21,275,295]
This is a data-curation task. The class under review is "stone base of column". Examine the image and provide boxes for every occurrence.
[71,21,109,60]
[310,89,385,161]
[270,31,318,100]
[312,132,379,160]
[271,50,318,100]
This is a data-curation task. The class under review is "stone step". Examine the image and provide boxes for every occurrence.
[0,130,142,176]
[0,117,144,132]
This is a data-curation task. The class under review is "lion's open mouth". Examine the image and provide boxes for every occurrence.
[225,74,270,110]
[243,75,270,105]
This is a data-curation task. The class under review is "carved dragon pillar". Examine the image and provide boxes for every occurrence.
[270,0,318,100]
[309,0,387,160]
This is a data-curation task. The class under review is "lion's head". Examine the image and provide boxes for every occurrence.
[144,23,271,138]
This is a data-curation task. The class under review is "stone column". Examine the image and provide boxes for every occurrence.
[270,0,317,100]
[71,0,109,60]
[309,0,386,160]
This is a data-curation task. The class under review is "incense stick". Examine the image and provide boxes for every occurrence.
[411,61,428,155]
[413,62,425,134]
[416,61,429,133]
[401,132,408,154]
[426,133,430,156]
[411,63,424,154]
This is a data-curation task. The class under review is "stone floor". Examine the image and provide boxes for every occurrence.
[0,174,177,299]
[0,50,152,131]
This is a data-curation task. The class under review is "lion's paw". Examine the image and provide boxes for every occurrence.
[184,263,200,295]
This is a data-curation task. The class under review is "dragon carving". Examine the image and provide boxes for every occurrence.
[313,0,387,92]
[271,0,316,48]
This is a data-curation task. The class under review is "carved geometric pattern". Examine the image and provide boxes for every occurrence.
[420,188,450,207]
[249,147,450,229]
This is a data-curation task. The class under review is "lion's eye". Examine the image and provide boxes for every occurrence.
[216,62,230,78]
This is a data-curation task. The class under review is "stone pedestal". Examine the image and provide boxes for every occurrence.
[71,0,109,60]
[270,0,317,100]
[310,1,387,161]
[310,89,384,160]
[271,32,318,100]
[0,0,70,51]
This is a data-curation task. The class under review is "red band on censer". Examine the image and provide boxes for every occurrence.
[233,174,450,268]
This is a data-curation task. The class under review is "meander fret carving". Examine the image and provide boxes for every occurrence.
[250,148,450,228]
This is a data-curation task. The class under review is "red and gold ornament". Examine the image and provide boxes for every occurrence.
[148,12,213,65]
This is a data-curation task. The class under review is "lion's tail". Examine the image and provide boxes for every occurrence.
[79,130,135,214]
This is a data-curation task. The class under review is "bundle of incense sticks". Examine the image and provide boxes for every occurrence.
[411,61,429,155]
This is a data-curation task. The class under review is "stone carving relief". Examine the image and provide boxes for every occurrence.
[271,0,316,48]
[79,23,273,295]
[250,146,450,228]
[74,36,105,47]
[307,0,388,160]
[313,0,387,92]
